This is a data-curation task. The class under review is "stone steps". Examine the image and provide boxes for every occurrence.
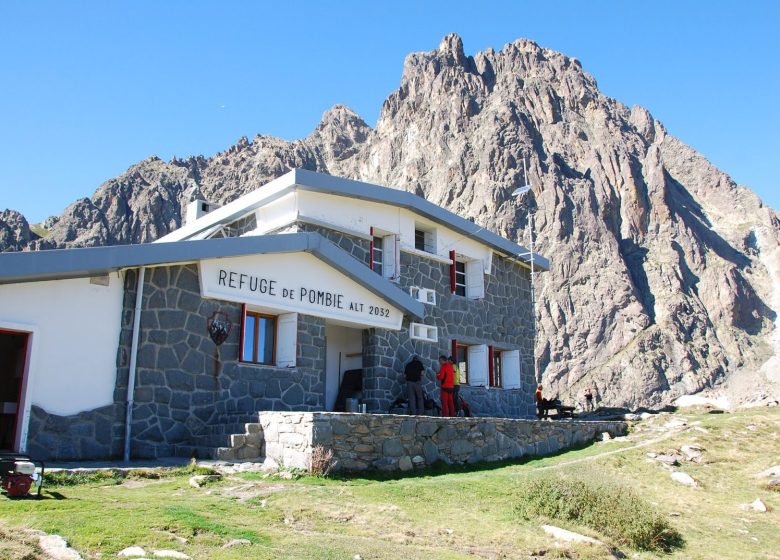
[173,421,266,462]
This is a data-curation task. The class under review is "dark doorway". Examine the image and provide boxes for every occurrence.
[0,331,29,451]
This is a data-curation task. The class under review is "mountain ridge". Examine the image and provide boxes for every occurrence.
[2,33,778,408]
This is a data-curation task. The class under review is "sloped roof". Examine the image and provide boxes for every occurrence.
[0,232,426,320]
[156,168,550,271]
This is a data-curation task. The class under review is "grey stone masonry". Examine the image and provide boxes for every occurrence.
[115,264,328,458]
[295,222,536,418]
[246,412,627,472]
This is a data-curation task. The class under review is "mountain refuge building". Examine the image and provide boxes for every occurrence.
[0,169,548,460]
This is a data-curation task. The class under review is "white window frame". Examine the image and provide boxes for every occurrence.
[414,226,437,254]
[409,286,436,305]
[409,322,438,343]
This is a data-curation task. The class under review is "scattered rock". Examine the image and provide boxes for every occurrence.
[277,471,294,480]
[39,534,83,560]
[599,432,612,441]
[756,466,780,478]
[656,454,680,466]
[411,455,425,465]
[671,471,697,487]
[118,546,146,558]
[750,499,768,513]
[188,474,222,488]
[646,452,658,459]
[353,555,363,560]
[766,479,780,491]
[152,551,190,559]
[681,444,704,462]
[668,512,681,517]
[222,539,251,548]
[398,456,413,472]
[542,524,603,545]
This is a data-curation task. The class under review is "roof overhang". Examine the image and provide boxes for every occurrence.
[0,233,426,321]
[156,169,550,271]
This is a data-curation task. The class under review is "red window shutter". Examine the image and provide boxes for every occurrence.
[449,250,456,294]
[488,345,495,387]
[239,303,247,360]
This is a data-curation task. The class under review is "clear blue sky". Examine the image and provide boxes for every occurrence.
[1,1,777,223]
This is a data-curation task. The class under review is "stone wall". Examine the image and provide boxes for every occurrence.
[297,222,536,418]
[258,412,627,472]
[119,264,328,458]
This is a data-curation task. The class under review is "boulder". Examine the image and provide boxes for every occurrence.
[541,524,603,545]
[118,546,147,558]
[671,471,697,487]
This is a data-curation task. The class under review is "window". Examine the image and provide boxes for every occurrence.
[450,253,485,299]
[451,340,489,386]
[491,348,503,388]
[371,236,384,276]
[414,229,426,251]
[454,261,466,296]
[501,350,522,389]
[414,227,436,253]
[409,323,437,342]
[409,286,436,305]
[241,312,276,364]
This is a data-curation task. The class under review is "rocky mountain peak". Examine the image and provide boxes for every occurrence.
[4,34,778,408]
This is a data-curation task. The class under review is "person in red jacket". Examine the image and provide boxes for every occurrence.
[436,355,455,417]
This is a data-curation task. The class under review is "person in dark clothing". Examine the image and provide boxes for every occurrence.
[404,355,425,415]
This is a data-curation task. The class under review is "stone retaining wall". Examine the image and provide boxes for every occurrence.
[258,412,627,472]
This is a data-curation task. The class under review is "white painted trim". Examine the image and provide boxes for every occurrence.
[297,215,372,241]
[0,319,38,454]
[400,246,453,264]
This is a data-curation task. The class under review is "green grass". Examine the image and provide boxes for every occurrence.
[2,408,779,559]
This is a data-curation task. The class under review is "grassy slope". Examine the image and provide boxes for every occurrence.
[0,408,778,560]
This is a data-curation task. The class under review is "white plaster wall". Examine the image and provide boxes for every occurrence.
[293,191,494,265]
[200,252,404,330]
[0,275,124,416]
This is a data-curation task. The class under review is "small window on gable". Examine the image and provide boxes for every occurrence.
[414,226,436,253]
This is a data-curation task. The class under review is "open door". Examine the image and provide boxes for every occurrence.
[0,330,29,452]
[324,324,363,411]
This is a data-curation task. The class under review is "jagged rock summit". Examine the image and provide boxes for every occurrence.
[4,34,779,408]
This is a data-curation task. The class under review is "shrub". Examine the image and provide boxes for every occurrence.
[308,446,336,477]
[515,473,683,552]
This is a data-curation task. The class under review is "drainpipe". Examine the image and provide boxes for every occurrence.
[123,267,146,462]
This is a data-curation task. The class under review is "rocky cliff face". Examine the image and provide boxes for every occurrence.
[3,34,778,408]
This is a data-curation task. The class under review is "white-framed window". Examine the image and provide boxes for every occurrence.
[409,322,438,343]
[454,261,466,296]
[240,307,297,368]
[414,226,436,253]
[451,256,485,299]
[409,286,436,305]
[452,341,488,386]
[371,236,384,276]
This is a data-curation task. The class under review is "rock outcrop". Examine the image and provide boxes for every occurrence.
[4,34,779,408]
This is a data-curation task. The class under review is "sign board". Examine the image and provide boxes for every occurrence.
[199,252,403,330]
